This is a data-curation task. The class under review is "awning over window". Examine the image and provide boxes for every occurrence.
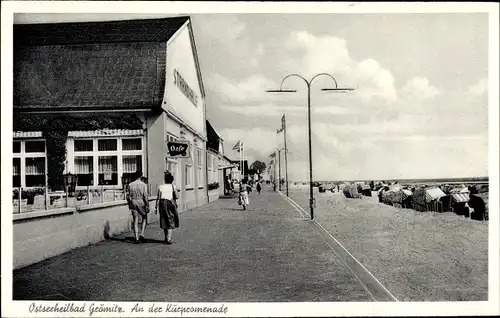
[14,129,144,138]
[218,164,239,170]
[13,131,43,138]
[68,129,144,138]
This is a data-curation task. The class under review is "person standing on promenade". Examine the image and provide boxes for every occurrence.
[224,176,231,195]
[239,178,250,210]
[127,171,149,244]
[256,181,262,195]
[155,172,179,245]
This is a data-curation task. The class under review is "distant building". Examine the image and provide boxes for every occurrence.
[229,159,249,180]
[206,120,237,199]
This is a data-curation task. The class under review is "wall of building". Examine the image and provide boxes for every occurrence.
[164,21,205,135]
[162,20,208,211]
[164,115,208,212]
[13,199,158,269]
[146,112,167,195]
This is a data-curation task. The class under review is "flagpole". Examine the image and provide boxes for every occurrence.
[283,114,289,196]
[242,143,245,180]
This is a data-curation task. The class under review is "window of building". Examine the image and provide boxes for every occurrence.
[12,139,46,188]
[184,143,193,187]
[98,156,118,185]
[13,158,21,187]
[212,156,217,184]
[13,141,21,153]
[25,157,46,187]
[196,148,203,187]
[166,134,178,143]
[122,138,142,151]
[122,155,142,183]
[72,136,143,187]
[74,140,93,152]
[185,163,192,187]
[166,160,178,182]
[74,156,94,186]
[98,139,117,151]
[207,153,213,171]
[25,140,46,153]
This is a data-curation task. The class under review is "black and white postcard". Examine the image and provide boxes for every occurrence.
[1,1,499,317]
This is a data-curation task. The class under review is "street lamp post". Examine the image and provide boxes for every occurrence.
[277,114,290,197]
[267,73,353,220]
[272,148,285,191]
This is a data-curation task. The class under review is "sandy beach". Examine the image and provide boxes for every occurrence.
[288,188,488,301]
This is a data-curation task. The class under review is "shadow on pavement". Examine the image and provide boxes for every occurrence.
[109,236,165,244]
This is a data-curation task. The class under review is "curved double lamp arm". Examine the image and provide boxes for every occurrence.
[266,73,354,93]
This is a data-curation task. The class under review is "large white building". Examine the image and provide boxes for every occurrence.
[12,16,219,268]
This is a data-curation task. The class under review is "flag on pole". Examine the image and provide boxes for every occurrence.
[232,141,244,152]
[277,114,285,134]
[232,141,241,150]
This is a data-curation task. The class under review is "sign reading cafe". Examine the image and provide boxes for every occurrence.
[174,69,198,107]
[167,140,191,159]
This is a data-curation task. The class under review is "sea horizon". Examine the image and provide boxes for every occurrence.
[289,176,489,185]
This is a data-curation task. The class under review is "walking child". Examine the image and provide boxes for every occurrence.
[239,179,250,210]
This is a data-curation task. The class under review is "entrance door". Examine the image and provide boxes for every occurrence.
[166,159,183,212]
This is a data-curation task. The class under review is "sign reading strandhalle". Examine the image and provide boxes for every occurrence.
[167,140,191,158]
[174,69,198,107]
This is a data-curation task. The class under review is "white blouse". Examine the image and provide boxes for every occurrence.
[158,184,177,201]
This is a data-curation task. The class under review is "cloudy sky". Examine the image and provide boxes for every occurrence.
[14,12,490,181]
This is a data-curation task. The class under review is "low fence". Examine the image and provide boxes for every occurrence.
[12,184,153,213]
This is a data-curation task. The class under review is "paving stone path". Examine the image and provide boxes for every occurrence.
[13,190,373,302]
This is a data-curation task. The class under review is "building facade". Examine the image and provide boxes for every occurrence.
[12,17,211,268]
[206,120,239,198]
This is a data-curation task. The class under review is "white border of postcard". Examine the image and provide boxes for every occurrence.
[2,1,499,317]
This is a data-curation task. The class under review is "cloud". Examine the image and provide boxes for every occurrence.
[195,15,246,42]
[202,23,488,181]
[209,30,398,117]
[254,43,265,56]
[401,77,440,99]
[249,44,265,67]
[206,73,277,106]
[285,129,488,181]
[222,104,302,116]
[468,78,488,96]
[219,127,282,163]
[192,15,264,78]
[282,31,397,104]
[353,59,398,103]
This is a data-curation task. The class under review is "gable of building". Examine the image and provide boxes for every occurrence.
[164,19,206,134]
[206,120,222,153]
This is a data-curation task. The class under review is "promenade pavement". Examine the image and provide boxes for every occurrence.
[13,189,373,302]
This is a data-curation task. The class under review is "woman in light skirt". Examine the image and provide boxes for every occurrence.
[155,172,179,245]
[239,178,250,210]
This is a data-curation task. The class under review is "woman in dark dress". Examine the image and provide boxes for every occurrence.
[155,172,179,245]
